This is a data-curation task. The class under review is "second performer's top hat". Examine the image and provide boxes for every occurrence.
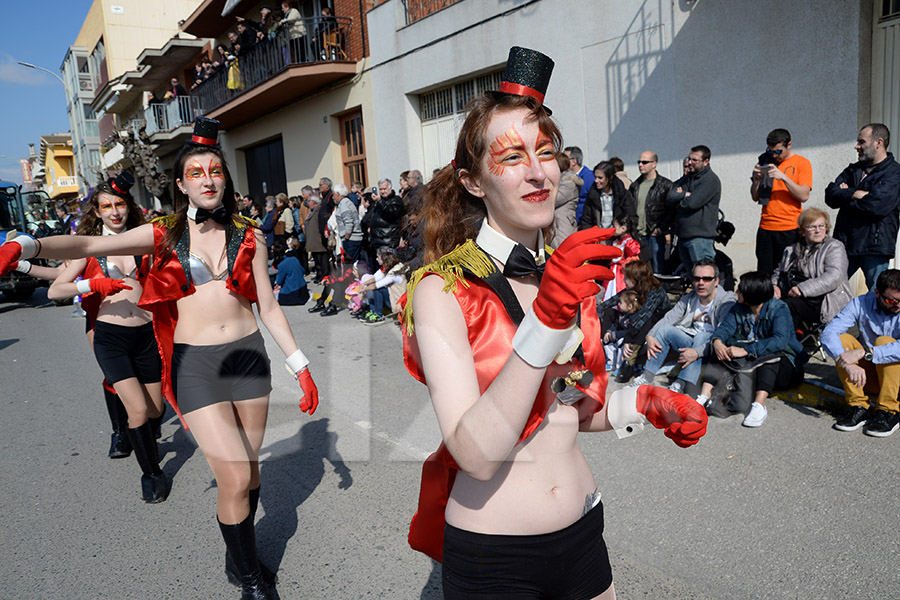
[187,116,221,147]
[108,171,135,198]
[490,46,555,114]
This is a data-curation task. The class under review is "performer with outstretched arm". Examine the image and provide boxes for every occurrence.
[0,118,319,600]
[401,47,708,598]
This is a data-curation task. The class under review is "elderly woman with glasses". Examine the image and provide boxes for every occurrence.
[771,207,852,329]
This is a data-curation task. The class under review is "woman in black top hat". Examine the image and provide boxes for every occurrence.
[47,173,169,502]
[0,118,319,600]
[401,47,708,598]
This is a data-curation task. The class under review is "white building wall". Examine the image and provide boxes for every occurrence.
[367,0,876,275]
[220,65,377,197]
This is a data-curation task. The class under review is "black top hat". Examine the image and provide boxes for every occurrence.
[108,171,135,198]
[491,46,555,114]
[187,117,221,147]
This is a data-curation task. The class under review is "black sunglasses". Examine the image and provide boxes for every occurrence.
[637,160,655,165]
[692,276,716,282]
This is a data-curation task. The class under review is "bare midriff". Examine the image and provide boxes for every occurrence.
[173,280,258,345]
[96,255,152,326]
[445,400,597,535]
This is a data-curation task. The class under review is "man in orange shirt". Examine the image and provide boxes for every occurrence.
[750,128,813,274]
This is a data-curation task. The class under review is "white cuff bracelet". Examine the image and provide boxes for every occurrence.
[15,235,38,260]
[511,308,575,368]
[76,279,93,294]
[606,386,648,439]
[285,349,310,374]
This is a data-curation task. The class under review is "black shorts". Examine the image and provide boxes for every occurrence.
[441,501,613,599]
[92,320,162,385]
[172,330,272,415]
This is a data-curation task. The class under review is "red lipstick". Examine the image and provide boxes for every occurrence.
[522,189,549,203]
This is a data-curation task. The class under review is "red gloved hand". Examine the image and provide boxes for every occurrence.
[0,241,24,277]
[636,385,708,448]
[297,368,319,415]
[533,227,621,329]
[90,278,133,296]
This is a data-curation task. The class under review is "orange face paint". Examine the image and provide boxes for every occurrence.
[98,198,127,212]
[183,161,206,181]
[488,126,529,176]
[535,133,555,162]
[209,159,224,180]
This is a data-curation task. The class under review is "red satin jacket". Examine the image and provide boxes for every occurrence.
[139,218,258,425]
[401,253,608,562]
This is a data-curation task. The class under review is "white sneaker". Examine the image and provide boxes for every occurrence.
[627,374,650,388]
[668,380,685,394]
[742,402,768,428]
[695,394,709,407]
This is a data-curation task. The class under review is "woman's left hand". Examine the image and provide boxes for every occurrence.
[788,286,802,298]
[728,346,748,358]
[633,385,708,448]
[623,343,635,359]
[297,368,319,415]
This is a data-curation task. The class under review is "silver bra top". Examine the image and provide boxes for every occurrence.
[189,253,228,286]
[107,262,136,280]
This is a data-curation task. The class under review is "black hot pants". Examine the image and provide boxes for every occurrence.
[92,320,162,385]
[171,330,272,414]
[441,501,613,599]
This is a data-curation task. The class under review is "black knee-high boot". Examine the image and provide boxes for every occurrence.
[126,422,169,503]
[226,488,276,587]
[149,413,163,440]
[103,380,131,459]
[219,514,275,599]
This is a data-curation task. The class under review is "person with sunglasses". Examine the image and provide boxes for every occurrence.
[751,128,813,275]
[629,258,736,398]
[821,268,900,437]
[629,150,674,274]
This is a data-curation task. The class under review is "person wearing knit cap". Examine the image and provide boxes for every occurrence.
[0,117,319,599]
[401,46,708,597]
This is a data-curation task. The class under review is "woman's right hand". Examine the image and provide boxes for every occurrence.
[533,227,621,329]
[713,339,730,362]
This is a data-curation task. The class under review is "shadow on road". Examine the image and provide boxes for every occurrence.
[0,338,19,351]
[256,418,352,570]
[157,406,198,488]
[420,560,442,599]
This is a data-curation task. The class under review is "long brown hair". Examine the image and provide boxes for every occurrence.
[420,93,562,263]
[623,260,659,305]
[76,183,145,236]
[159,144,237,261]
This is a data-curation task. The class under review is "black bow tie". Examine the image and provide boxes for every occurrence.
[503,243,544,279]
[194,205,229,225]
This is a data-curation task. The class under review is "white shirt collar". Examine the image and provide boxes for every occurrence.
[186,206,198,221]
[475,220,545,266]
[102,225,120,236]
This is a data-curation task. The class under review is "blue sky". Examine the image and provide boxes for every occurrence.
[0,1,94,184]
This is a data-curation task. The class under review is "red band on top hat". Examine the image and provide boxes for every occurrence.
[498,81,545,104]
[191,134,217,145]
[111,181,124,195]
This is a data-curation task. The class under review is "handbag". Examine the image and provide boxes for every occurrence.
[274,220,286,236]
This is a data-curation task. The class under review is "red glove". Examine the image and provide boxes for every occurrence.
[0,241,24,276]
[90,278,133,296]
[636,385,708,448]
[533,227,621,329]
[297,368,319,415]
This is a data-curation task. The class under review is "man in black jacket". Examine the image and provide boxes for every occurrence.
[825,123,900,290]
[361,178,404,272]
[666,145,721,274]
[629,150,674,273]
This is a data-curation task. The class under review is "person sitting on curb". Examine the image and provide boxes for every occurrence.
[697,271,807,428]
[821,268,900,437]
[629,258,736,397]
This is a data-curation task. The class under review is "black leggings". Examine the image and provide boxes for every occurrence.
[441,502,613,599]
[702,354,803,395]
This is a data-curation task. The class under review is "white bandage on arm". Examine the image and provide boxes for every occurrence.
[511,308,575,368]
[14,260,32,274]
[76,279,93,294]
[606,387,648,439]
[284,349,310,374]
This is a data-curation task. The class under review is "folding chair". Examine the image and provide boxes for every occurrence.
[797,321,827,361]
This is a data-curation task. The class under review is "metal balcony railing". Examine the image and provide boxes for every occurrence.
[402,0,462,24]
[144,96,202,136]
[56,176,77,188]
[193,16,352,115]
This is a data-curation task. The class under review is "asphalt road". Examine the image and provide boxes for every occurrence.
[1,289,897,599]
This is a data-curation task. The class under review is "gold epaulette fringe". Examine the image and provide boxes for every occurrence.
[402,240,497,335]
[232,214,257,229]
[152,214,178,229]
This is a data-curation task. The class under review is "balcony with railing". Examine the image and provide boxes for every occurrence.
[192,17,357,130]
[144,96,202,136]
[47,175,79,199]
[402,0,464,24]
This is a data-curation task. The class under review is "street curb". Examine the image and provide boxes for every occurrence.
[777,379,844,412]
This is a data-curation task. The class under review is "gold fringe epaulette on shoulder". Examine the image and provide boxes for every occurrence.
[232,214,257,229]
[402,239,497,335]
[151,214,178,229]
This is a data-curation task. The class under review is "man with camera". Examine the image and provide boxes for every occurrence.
[750,128,812,275]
